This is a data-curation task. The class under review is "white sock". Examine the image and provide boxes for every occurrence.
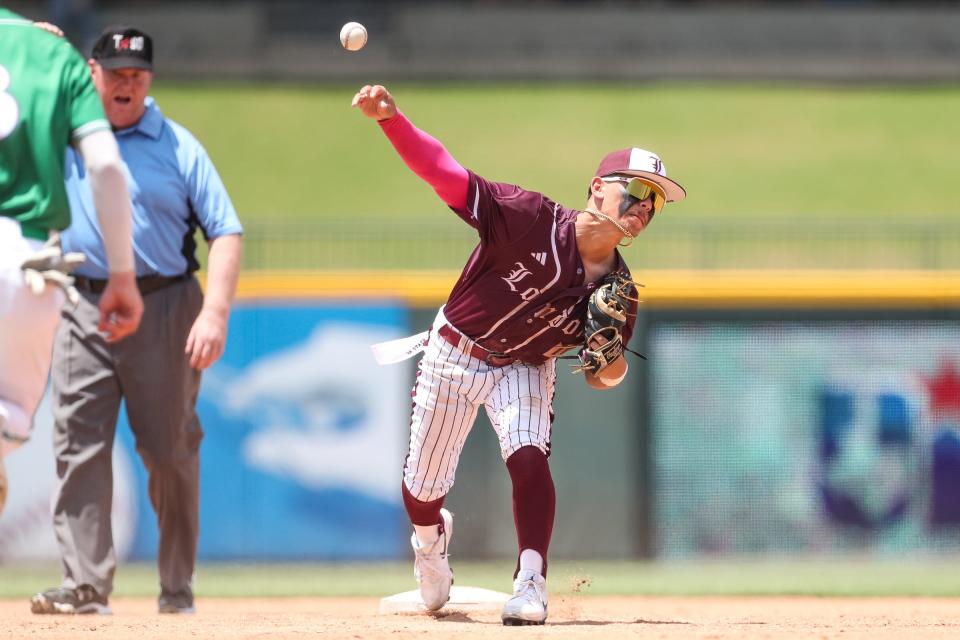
[413,524,440,546]
[519,549,543,575]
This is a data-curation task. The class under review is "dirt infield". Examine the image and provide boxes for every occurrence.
[2,596,958,639]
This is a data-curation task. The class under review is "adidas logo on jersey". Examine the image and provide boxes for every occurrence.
[530,252,547,265]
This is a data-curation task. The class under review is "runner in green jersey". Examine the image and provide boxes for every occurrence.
[0,10,107,236]
[0,10,143,517]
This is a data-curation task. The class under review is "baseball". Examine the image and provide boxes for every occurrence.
[339,22,368,52]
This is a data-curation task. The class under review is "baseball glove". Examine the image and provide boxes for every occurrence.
[575,272,641,375]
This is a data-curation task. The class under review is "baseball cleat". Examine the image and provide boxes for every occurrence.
[501,569,548,626]
[30,585,111,615]
[158,589,195,614]
[411,508,454,611]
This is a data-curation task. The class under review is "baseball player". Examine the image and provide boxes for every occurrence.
[0,10,141,518]
[28,25,243,616]
[353,84,685,625]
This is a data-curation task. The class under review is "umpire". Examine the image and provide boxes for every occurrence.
[30,26,243,616]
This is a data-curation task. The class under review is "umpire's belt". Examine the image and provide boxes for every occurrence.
[438,324,515,367]
[73,274,189,296]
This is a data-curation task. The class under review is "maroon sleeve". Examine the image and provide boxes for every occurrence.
[451,171,546,246]
[377,112,469,209]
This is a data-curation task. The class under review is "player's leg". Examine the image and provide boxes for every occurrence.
[0,219,63,534]
[0,448,5,519]
[0,219,66,510]
[0,282,60,512]
[119,278,203,614]
[32,289,119,615]
[485,360,557,625]
[402,322,493,610]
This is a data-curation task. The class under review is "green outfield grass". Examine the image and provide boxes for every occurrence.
[151,83,960,222]
[2,559,959,599]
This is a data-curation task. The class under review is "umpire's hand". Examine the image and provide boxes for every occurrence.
[352,85,397,121]
[98,271,143,343]
[185,308,227,370]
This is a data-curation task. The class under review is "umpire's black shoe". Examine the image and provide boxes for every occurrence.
[158,589,195,614]
[30,585,111,615]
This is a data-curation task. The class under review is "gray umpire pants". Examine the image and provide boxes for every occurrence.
[50,277,204,598]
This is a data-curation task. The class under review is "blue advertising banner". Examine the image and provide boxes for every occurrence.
[123,303,412,560]
[0,302,411,562]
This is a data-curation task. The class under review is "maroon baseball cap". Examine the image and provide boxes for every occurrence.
[91,26,154,71]
[595,147,686,203]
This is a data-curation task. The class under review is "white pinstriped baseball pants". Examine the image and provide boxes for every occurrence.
[403,309,557,502]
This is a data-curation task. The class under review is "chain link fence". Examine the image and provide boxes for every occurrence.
[239,218,960,271]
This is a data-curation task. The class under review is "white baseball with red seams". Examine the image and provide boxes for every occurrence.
[339,22,367,52]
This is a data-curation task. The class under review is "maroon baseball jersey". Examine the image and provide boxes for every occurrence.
[443,171,637,364]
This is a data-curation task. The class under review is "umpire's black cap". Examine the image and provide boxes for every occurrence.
[91,26,154,71]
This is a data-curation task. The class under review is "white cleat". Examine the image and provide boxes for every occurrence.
[501,569,548,626]
[411,508,454,611]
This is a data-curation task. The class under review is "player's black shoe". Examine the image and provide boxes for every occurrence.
[158,588,195,614]
[30,585,111,615]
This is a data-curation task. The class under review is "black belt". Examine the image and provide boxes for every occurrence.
[73,274,189,296]
[437,324,516,367]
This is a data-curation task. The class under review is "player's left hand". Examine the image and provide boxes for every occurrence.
[185,308,228,370]
[575,272,637,375]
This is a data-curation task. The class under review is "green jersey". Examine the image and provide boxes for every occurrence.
[0,9,110,240]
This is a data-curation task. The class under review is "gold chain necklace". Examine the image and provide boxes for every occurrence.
[584,208,635,248]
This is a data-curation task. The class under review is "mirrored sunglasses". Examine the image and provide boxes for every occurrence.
[602,176,666,213]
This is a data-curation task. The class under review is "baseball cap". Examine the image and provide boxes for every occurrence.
[595,148,686,203]
[91,26,153,71]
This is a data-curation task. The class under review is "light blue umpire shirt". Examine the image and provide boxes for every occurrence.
[62,97,242,279]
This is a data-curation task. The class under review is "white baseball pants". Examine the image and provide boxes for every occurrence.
[0,217,64,455]
[403,309,557,502]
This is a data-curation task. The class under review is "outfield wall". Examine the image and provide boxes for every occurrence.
[1,271,958,562]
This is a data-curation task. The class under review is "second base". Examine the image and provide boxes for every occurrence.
[379,585,511,615]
